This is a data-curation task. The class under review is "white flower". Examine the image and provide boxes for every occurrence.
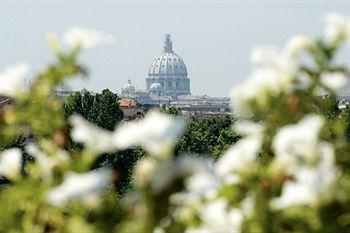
[323,13,350,46]
[114,111,186,158]
[153,227,165,233]
[46,170,111,206]
[271,137,338,209]
[185,161,220,199]
[170,161,221,223]
[241,194,255,218]
[189,199,243,233]
[320,72,348,91]
[70,115,116,153]
[171,192,203,223]
[186,170,219,199]
[230,68,283,117]
[62,27,115,50]
[250,46,298,75]
[134,157,157,186]
[26,144,68,180]
[0,148,22,180]
[145,157,209,193]
[250,46,280,65]
[216,136,261,179]
[234,120,264,137]
[26,144,55,180]
[284,35,311,57]
[233,34,311,117]
[271,149,337,210]
[272,114,324,172]
[0,63,30,97]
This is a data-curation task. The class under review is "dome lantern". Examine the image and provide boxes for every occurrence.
[163,34,173,53]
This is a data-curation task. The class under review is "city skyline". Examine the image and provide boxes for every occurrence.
[1,1,349,97]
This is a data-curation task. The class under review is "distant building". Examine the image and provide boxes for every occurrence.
[118,99,143,120]
[171,95,231,116]
[55,88,90,100]
[118,34,230,115]
[120,34,190,105]
[147,34,190,98]
[121,79,136,99]
[120,79,171,107]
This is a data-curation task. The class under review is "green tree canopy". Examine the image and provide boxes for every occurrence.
[63,89,123,130]
[175,116,240,158]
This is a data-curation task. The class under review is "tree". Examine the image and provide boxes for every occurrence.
[164,106,182,116]
[175,116,240,158]
[63,89,123,130]
[63,89,143,193]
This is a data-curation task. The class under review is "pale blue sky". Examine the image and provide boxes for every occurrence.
[1,0,349,96]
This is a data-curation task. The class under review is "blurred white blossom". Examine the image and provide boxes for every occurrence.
[171,192,203,223]
[0,63,30,97]
[134,157,157,187]
[232,34,313,117]
[230,68,283,117]
[250,46,298,75]
[185,165,220,199]
[26,144,68,180]
[187,199,243,233]
[250,45,280,65]
[271,115,338,209]
[182,159,221,201]
[271,151,337,209]
[216,136,261,179]
[114,111,186,158]
[272,114,324,172]
[284,35,311,58]
[46,170,111,206]
[234,120,264,137]
[26,144,55,180]
[170,160,221,224]
[62,27,115,50]
[323,13,350,46]
[70,115,116,153]
[0,148,22,180]
[251,35,310,68]
[241,194,255,218]
[146,157,209,194]
[320,72,348,91]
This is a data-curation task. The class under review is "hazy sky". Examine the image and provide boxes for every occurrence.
[1,0,349,96]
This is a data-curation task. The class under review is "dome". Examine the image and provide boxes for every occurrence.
[149,82,163,96]
[122,79,136,92]
[150,82,162,90]
[148,35,187,76]
[146,34,190,98]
